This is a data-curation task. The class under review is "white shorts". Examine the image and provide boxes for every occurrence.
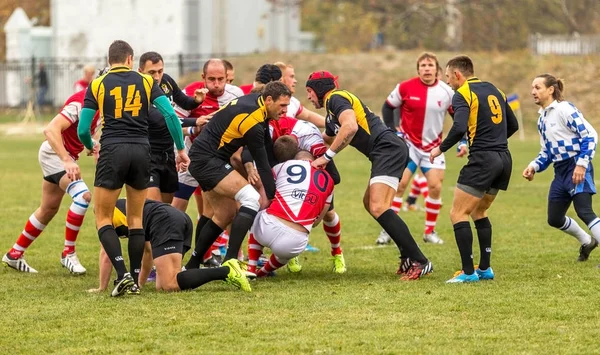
[38,141,71,177]
[178,169,199,187]
[406,140,445,171]
[251,210,308,261]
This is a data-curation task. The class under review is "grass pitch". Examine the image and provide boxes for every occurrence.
[1,135,600,354]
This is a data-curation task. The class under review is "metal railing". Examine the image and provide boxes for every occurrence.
[0,53,225,108]
[529,33,600,55]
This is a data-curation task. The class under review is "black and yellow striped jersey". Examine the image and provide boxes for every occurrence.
[83,66,164,145]
[192,93,268,160]
[189,92,276,197]
[323,90,390,157]
[440,77,518,153]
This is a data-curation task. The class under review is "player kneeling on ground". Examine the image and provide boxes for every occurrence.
[247,137,334,277]
[90,199,251,294]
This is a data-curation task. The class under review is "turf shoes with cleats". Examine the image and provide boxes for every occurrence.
[400,260,433,280]
[223,259,251,292]
[578,238,598,262]
[2,253,38,273]
[446,271,479,283]
[423,231,444,244]
[332,254,347,274]
[112,273,135,297]
[396,257,411,275]
[286,256,302,273]
[61,252,86,274]
[376,230,392,245]
[475,267,494,280]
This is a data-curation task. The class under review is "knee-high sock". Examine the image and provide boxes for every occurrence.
[176,267,229,290]
[453,221,474,275]
[247,233,263,274]
[323,212,342,256]
[64,202,88,256]
[376,209,427,263]
[185,219,223,269]
[257,254,286,277]
[474,217,492,270]
[224,207,257,261]
[128,228,145,285]
[98,225,128,279]
[8,214,46,259]
[424,197,442,235]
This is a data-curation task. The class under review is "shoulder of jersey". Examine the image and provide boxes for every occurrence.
[184,81,204,94]
[225,84,244,97]
[68,89,86,104]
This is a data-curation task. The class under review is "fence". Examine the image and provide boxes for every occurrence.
[529,33,600,55]
[0,53,226,109]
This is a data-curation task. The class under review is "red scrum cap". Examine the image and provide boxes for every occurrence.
[306,71,339,105]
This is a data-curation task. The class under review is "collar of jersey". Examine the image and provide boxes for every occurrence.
[109,66,131,73]
[538,100,558,114]
[323,89,338,106]
[466,77,481,83]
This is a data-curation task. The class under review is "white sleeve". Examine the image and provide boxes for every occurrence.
[386,84,402,108]
[60,101,82,124]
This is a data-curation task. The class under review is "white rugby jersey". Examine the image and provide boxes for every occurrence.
[270,116,327,157]
[386,77,454,152]
[267,160,334,231]
[529,100,597,172]
[287,96,304,118]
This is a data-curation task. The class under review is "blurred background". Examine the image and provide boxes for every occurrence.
[1,0,599,133]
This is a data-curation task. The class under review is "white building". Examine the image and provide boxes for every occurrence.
[3,0,313,107]
[51,0,312,58]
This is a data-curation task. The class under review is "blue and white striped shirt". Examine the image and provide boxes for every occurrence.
[529,100,597,172]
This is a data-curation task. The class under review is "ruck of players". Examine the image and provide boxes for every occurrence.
[6,39,600,296]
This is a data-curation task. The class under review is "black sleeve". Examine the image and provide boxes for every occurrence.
[241,146,253,164]
[439,93,469,152]
[325,159,341,185]
[381,101,396,130]
[242,125,277,167]
[83,83,98,110]
[165,74,199,111]
[505,103,519,139]
[246,125,276,199]
[180,117,197,127]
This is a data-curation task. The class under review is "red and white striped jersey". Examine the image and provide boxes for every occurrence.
[267,160,334,232]
[270,116,327,157]
[58,90,100,160]
[175,81,243,148]
[287,96,304,118]
[386,77,454,152]
[175,81,243,118]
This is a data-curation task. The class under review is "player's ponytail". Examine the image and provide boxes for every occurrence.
[537,74,565,102]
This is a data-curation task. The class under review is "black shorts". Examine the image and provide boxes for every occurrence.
[457,150,512,193]
[147,206,193,258]
[188,154,234,192]
[368,131,408,179]
[94,143,151,190]
[148,150,178,193]
[43,171,66,185]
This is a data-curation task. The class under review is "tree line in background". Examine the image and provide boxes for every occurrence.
[295,0,600,52]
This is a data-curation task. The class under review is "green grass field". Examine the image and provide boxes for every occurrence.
[1,134,600,354]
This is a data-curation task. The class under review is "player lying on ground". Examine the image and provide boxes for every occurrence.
[90,199,251,294]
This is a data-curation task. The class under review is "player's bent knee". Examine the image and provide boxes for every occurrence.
[547,215,565,229]
[235,184,260,212]
[82,191,92,203]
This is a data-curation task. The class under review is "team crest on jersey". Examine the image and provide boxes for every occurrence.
[437,100,442,107]
[161,83,170,94]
